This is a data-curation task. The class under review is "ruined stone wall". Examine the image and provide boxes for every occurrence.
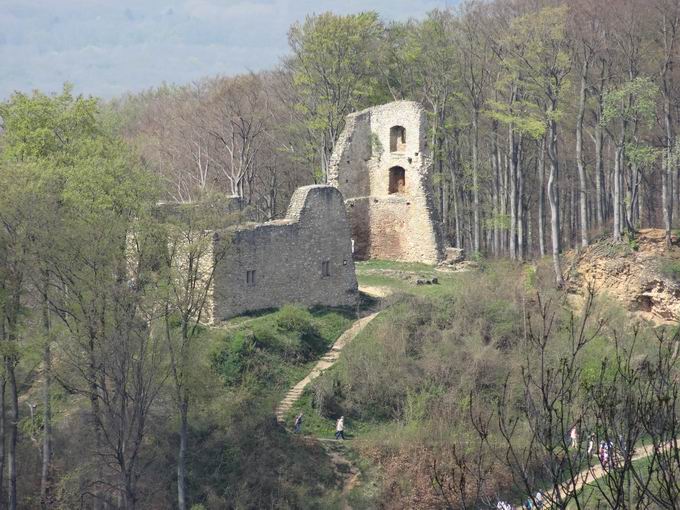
[212,185,358,320]
[329,101,445,264]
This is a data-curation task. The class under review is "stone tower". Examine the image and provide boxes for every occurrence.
[328,101,445,264]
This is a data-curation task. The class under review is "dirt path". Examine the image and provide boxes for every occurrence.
[275,303,383,509]
[541,441,670,508]
[275,311,379,423]
[357,285,393,298]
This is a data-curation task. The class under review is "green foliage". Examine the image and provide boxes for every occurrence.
[487,6,571,135]
[602,76,659,128]
[0,84,99,164]
[625,232,640,252]
[579,335,616,390]
[485,99,546,139]
[306,265,526,424]
[287,12,387,169]
[212,306,353,388]
[276,304,314,333]
[626,143,660,170]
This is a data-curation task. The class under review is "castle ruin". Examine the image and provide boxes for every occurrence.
[211,185,358,320]
[162,101,445,322]
[328,101,445,264]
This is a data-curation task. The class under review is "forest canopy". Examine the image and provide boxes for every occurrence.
[3,0,680,508]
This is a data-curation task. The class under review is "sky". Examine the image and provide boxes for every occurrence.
[0,0,457,100]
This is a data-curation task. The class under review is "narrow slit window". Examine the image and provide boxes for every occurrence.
[246,270,256,285]
[321,261,330,277]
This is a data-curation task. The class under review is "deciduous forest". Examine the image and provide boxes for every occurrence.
[5,0,680,509]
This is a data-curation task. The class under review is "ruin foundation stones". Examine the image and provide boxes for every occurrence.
[328,100,445,264]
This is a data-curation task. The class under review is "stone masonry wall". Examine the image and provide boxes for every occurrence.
[212,185,358,321]
[328,101,445,264]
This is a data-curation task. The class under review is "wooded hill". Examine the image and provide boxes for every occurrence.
[116,0,680,287]
[3,0,680,508]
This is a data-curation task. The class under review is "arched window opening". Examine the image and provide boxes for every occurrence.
[388,166,406,194]
[390,126,406,152]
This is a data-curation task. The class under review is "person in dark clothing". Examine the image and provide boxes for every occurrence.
[294,412,303,433]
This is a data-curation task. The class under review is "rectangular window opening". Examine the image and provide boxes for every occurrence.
[321,261,330,278]
[246,270,256,285]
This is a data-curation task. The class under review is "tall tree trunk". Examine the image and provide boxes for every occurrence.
[576,59,589,247]
[517,135,525,261]
[5,290,19,510]
[501,154,509,256]
[664,74,675,248]
[88,332,104,510]
[40,274,53,509]
[613,144,623,241]
[491,154,499,257]
[570,181,576,249]
[0,319,5,506]
[438,134,445,225]
[0,376,4,507]
[594,117,605,226]
[6,360,17,510]
[538,136,546,257]
[547,115,564,288]
[509,125,518,260]
[472,108,481,254]
[491,120,501,257]
[177,397,188,510]
[527,206,533,258]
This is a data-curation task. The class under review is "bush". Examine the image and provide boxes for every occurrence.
[276,305,314,333]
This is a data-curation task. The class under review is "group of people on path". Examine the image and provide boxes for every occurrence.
[496,491,543,510]
[292,412,346,440]
[575,426,625,470]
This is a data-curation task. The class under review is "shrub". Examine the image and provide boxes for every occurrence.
[276,305,314,333]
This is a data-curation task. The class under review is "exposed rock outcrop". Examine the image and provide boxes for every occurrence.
[565,229,680,324]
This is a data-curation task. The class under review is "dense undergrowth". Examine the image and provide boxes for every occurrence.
[31,306,355,509]
[288,260,677,508]
[188,305,356,509]
[20,259,680,509]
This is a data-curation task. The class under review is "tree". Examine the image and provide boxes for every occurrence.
[457,2,493,254]
[602,77,659,240]
[206,74,271,199]
[286,12,385,180]
[0,85,99,509]
[155,199,235,510]
[1,86,163,509]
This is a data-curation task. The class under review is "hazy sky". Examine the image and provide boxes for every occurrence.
[0,0,458,100]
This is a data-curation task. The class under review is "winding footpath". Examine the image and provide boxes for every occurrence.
[273,287,388,510]
[541,441,673,509]
[275,311,380,423]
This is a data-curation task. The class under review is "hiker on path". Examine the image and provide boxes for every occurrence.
[587,433,595,456]
[535,491,544,509]
[294,412,303,433]
[599,441,610,469]
[335,416,345,440]
[523,496,533,509]
[570,425,579,449]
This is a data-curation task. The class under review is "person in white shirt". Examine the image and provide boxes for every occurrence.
[335,416,345,440]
